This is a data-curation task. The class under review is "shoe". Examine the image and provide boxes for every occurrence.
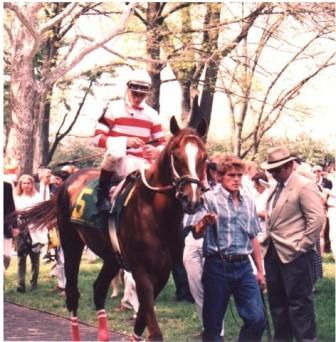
[114,303,131,312]
[96,169,115,212]
[31,283,37,291]
[96,189,112,212]
[17,286,26,293]
[110,291,119,299]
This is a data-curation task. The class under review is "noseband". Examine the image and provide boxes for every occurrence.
[140,144,206,194]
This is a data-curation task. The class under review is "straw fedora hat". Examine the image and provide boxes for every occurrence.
[261,146,297,170]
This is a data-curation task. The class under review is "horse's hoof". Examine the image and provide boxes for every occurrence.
[98,330,110,342]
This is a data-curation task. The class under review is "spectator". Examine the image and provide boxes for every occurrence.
[327,187,336,258]
[94,69,166,212]
[37,168,53,201]
[313,165,333,190]
[3,181,19,270]
[110,270,121,299]
[251,172,270,244]
[171,223,194,303]
[13,175,45,292]
[50,170,70,195]
[61,164,79,174]
[47,169,71,295]
[171,260,194,302]
[241,161,259,198]
[261,146,324,341]
[191,154,266,342]
[313,165,333,256]
[293,161,324,288]
[114,270,139,320]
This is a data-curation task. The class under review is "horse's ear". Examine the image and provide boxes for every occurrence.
[170,116,180,135]
[196,119,207,139]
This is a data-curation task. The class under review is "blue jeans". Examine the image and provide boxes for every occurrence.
[202,255,266,342]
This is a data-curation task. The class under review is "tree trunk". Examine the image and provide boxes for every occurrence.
[180,81,192,122]
[5,5,40,175]
[7,63,39,175]
[146,3,164,112]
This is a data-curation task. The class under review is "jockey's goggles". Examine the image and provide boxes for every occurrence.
[127,81,151,94]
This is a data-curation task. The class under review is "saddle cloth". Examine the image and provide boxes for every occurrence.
[70,172,138,231]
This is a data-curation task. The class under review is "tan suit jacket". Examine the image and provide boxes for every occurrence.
[261,171,324,263]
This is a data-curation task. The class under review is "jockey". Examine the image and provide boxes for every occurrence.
[94,69,166,212]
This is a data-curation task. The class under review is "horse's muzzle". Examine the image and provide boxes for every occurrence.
[180,196,203,215]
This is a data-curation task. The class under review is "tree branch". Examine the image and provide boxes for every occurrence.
[4,3,40,42]
[47,78,94,163]
[4,23,13,46]
[38,2,78,35]
[44,2,137,87]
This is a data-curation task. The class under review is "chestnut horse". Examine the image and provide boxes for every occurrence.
[17,116,207,341]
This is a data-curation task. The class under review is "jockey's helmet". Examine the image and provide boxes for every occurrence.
[126,69,152,94]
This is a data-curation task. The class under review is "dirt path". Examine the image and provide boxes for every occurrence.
[4,301,131,341]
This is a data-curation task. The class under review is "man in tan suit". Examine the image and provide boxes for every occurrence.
[261,146,324,342]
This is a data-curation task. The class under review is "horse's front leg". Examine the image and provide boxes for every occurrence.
[93,259,120,341]
[133,270,170,341]
[60,223,85,342]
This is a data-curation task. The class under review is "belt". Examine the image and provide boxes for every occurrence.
[211,252,249,263]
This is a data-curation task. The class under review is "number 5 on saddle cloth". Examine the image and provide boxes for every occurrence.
[70,171,139,232]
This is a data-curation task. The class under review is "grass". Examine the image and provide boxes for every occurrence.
[4,253,335,341]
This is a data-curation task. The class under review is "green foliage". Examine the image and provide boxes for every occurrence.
[265,134,333,166]
[207,134,335,167]
[207,140,231,157]
[48,139,103,170]
[4,255,335,341]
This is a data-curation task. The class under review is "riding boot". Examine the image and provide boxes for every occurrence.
[96,169,115,212]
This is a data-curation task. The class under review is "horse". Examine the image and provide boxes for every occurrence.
[16,116,207,341]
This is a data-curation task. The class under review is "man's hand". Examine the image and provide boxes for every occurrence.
[127,137,145,148]
[143,145,160,161]
[193,213,217,239]
[256,270,266,291]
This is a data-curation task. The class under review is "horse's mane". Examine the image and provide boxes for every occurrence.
[158,127,204,165]
[148,126,205,185]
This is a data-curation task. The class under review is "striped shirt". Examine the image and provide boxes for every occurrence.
[94,99,165,159]
[190,186,261,257]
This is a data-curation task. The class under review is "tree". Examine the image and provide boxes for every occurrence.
[217,3,335,158]
[4,2,136,175]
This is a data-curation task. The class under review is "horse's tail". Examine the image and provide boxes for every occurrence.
[14,196,58,231]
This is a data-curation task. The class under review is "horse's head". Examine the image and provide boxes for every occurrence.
[167,116,207,214]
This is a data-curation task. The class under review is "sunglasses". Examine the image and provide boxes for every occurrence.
[127,81,151,93]
[269,166,283,174]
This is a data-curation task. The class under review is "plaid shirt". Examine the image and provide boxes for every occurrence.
[190,185,261,257]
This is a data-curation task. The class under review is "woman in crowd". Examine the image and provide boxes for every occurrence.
[14,174,46,292]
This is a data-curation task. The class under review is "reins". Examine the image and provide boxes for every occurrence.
[140,167,175,192]
[56,138,163,167]
[140,153,205,193]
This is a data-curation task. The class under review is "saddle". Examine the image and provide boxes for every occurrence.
[70,171,139,232]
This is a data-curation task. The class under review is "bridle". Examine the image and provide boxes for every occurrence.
[140,138,206,195]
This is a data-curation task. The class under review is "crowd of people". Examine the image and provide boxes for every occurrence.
[3,166,72,294]
[3,68,336,341]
